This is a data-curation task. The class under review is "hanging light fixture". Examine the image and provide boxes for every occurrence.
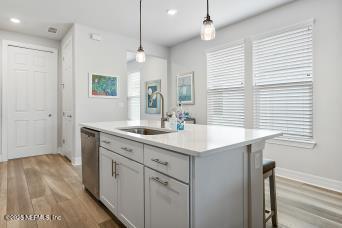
[136,0,146,63]
[201,0,215,41]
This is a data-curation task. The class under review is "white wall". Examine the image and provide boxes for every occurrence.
[127,56,168,120]
[0,30,60,161]
[73,24,168,161]
[169,0,342,186]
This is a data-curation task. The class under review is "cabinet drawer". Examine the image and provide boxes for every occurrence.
[100,133,143,163]
[145,167,189,228]
[144,145,189,183]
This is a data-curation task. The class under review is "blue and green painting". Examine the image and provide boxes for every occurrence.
[92,74,118,97]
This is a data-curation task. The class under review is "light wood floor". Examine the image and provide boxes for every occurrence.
[0,154,121,228]
[265,177,342,228]
[0,154,341,228]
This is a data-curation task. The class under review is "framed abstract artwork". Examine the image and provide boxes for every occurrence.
[177,72,194,104]
[145,80,161,114]
[89,73,119,98]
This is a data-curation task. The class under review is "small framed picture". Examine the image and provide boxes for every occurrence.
[89,73,120,98]
[145,80,161,114]
[177,72,194,104]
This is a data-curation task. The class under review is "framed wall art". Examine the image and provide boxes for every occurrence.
[89,73,119,98]
[145,80,161,114]
[177,72,194,104]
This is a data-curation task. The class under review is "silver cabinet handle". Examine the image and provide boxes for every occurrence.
[112,160,115,177]
[151,158,168,166]
[102,140,111,144]
[112,160,119,178]
[121,147,133,152]
[151,177,168,186]
[114,161,119,178]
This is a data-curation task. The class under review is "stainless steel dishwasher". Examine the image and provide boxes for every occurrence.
[81,127,100,200]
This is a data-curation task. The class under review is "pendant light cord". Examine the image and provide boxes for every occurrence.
[207,0,209,17]
[139,0,142,48]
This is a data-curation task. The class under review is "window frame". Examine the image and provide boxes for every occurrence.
[251,19,316,147]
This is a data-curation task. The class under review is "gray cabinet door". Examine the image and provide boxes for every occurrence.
[116,155,144,228]
[99,147,118,215]
[145,167,189,228]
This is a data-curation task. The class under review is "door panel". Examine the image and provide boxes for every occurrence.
[7,45,57,159]
[117,155,144,228]
[15,120,29,147]
[33,71,47,110]
[15,69,30,111]
[33,119,47,145]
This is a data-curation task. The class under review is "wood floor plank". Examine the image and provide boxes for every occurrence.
[0,162,8,228]
[78,190,111,224]
[6,159,37,228]
[49,155,79,179]
[32,156,60,179]
[58,198,99,228]
[21,157,38,170]
[32,156,76,203]
[42,175,76,203]
[63,176,83,196]
[24,168,52,200]
[31,194,68,228]
[98,219,121,228]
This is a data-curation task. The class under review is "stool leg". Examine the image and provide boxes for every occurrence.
[263,178,266,228]
[269,169,278,227]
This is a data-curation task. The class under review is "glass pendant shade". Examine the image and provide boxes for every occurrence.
[201,18,215,40]
[136,47,146,63]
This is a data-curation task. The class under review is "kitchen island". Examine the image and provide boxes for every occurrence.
[81,120,281,228]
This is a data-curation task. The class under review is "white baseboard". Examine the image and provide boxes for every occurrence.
[276,167,342,193]
[0,154,2,162]
[72,156,82,166]
[57,147,63,154]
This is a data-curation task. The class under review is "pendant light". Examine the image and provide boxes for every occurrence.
[136,0,146,63]
[201,0,215,41]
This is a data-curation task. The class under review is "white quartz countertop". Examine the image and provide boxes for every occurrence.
[80,120,282,156]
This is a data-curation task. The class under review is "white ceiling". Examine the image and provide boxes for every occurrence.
[0,0,294,47]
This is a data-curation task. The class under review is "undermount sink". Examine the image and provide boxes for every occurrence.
[118,127,173,135]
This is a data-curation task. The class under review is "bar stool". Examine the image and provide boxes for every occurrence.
[263,159,278,227]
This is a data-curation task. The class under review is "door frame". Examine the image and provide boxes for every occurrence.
[1,40,58,161]
[61,36,74,161]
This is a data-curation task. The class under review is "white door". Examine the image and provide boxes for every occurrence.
[7,45,57,159]
[117,154,144,228]
[100,147,118,215]
[145,167,189,228]
[61,37,73,160]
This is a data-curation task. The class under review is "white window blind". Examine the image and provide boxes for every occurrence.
[207,43,245,127]
[253,24,313,141]
[127,72,140,120]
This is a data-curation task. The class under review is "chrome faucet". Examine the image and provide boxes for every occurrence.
[149,91,167,128]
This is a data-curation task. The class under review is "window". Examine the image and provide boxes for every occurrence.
[253,24,313,141]
[127,72,140,120]
[207,42,245,127]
